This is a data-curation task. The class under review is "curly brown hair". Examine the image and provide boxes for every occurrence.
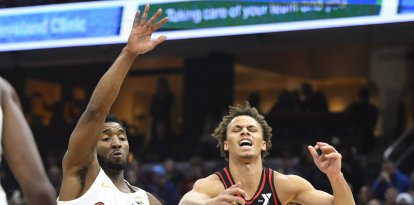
[212,102,273,161]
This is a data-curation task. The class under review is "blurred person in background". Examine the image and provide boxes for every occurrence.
[346,87,378,154]
[367,198,383,205]
[372,160,410,200]
[384,187,398,205]
[148,165,179,205]
[357,185,374,205]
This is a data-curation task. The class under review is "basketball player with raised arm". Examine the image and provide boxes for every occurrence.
[57,4,168,205]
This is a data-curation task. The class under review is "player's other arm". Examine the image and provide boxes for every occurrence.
[0,78,56,205]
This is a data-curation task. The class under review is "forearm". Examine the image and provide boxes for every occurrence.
[12,153,56,205]
[2,95,57,204]
[327,172,355,205]
[86,48,138,115]
[64,47,138,167]
[24,182,56,205]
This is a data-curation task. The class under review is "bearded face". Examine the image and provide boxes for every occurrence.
[96,122,129,171]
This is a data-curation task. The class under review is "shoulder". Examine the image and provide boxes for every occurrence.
[180,174,224,204]
[192,174,224,198]
[193,174,223,188]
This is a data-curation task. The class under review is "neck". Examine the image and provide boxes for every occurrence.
[228,156,263,199]
[102,168,131,192]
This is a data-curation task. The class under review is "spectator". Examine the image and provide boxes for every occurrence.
[267,89,300,115]
[164,158,185,194]
[182,157,207,194]
[148,165,179,205]
[373,160,410,200]
[346,87,378,153]
[299,83,328,113]
[150,77,174,141]
[384,187,398,205]
[367,198,383,205]
[358,185,374,205]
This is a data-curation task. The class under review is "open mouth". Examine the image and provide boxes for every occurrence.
[239,139,253,147]
[111,150,123,157]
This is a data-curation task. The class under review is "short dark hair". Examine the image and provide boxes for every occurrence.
[212,102,273,161]
[105,114,126,131]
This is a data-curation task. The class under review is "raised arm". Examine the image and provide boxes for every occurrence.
[179,175,247,205]
[0,77,56,205]
[60,4,168,199]
[289,142,355,205]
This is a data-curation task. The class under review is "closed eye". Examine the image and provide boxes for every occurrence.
[101,137,110,142]
[232,128,241,132]
[248,127,258,132]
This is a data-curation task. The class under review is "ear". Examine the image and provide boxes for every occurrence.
[224,140,229,151]
[261,141,266,151]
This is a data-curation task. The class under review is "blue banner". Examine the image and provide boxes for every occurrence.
[0,7,123,43]
[399,0,414,13]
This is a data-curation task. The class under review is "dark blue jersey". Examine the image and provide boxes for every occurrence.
[214,167,282,205]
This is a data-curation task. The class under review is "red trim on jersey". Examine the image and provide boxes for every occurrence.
[245,168,266,205]
[224,167,244,200]
[215,172,228,189]
[223,167,234,186]
[268,169,278,205]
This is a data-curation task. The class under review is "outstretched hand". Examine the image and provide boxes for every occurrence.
[308,142,342,177]
[125,4,168,56]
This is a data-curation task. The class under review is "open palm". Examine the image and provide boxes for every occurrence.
[126,4,168,55]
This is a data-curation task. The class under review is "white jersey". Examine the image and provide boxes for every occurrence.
[0,106,8,205]
[57,169,149,205]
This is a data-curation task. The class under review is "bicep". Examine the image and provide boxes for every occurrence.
[294,189,333,205]
[63,109,104,170]
[290,176,333,205]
